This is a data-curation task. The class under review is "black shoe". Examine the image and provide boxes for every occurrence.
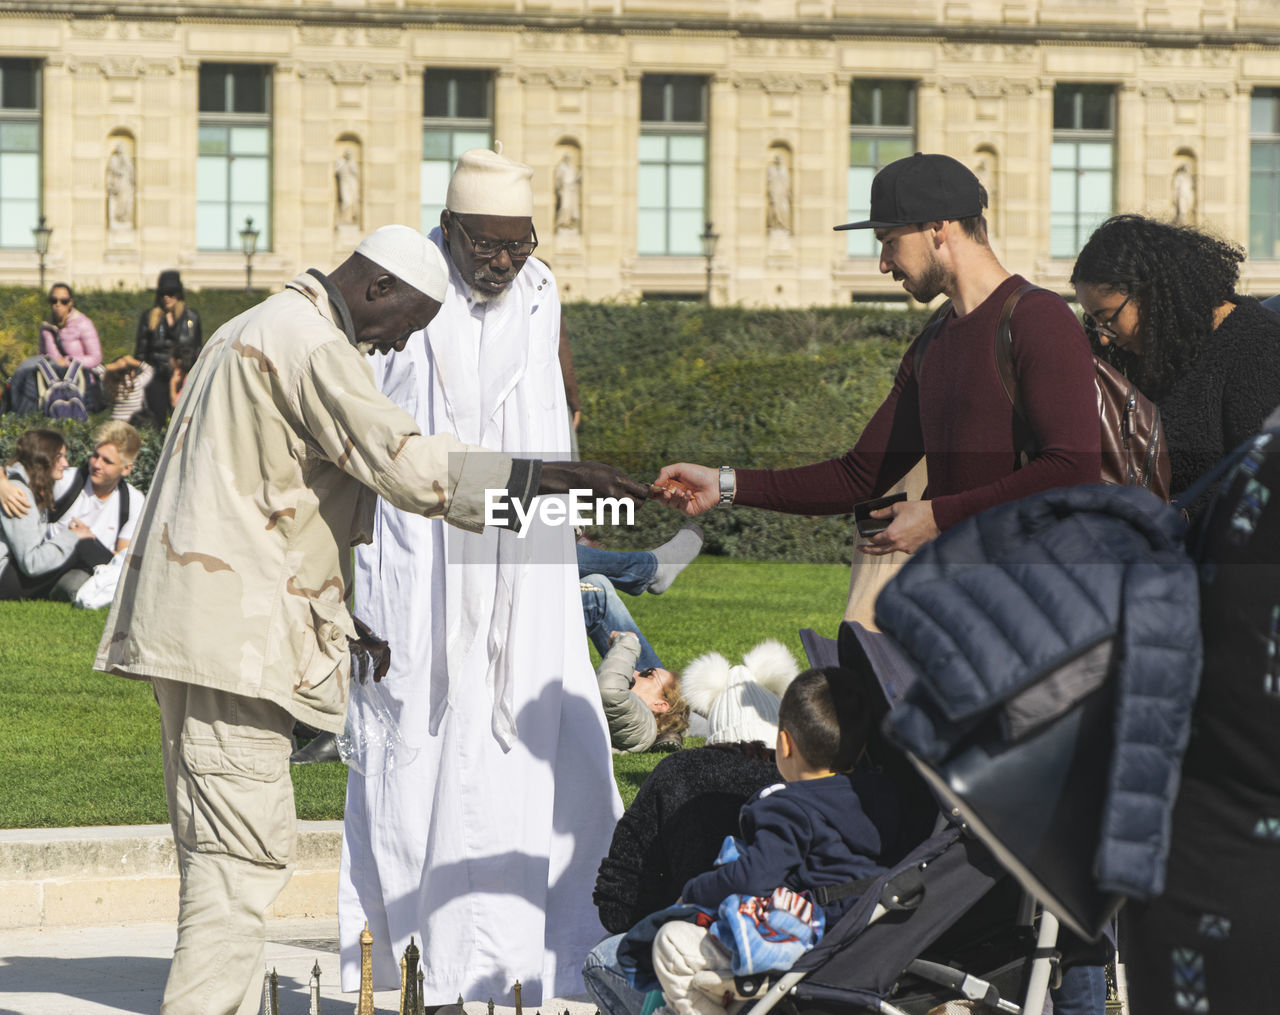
[289,731,343,765]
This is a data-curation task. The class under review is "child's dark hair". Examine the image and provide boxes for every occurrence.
[777,666,869,772]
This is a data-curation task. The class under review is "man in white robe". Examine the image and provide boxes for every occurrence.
[339,146,623,1005]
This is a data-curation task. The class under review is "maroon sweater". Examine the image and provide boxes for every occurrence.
[735,275,1101,531]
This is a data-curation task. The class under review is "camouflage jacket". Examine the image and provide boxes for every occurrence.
[95,271,515,732]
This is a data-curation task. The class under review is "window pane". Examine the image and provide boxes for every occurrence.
[637,134,667,161]
[232,67,267,114]
[230,156,268,200]
[0,198,36,246]
[0,60,37,111]
[849,138,874,165]
[452,130,490,155]
[879,138,914,164]
[668,209,704,255]
[1050,141,1077,170]
[668,135,705,162]
[850,80,876,125]
[199,68,228,113]
[1053,88,1077,130]
[640,78,667,122]
[196,156,227,202]
[637,208,666,255]
[1050,219,1077,259]
[1077,170,1112,217]
[0,151,38,199]
[0,121,37,152]
[230,126,268,156]
[1050,168,1077,213]
[637,164,667,209]
[1252,92,1280,136]
[1080,88,1113,130]
[198,126,228,156]
[668,165,704,209]
[196,203,227,249]
[421,160,451,210]
[879,81,913,126]
[669,77,704,122]
[453,72,489,119]
[423,130,451,160]
[1078,142,1113,170]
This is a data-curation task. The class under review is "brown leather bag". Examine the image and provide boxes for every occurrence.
[914,284,1172,501]
[993,283,1171,501]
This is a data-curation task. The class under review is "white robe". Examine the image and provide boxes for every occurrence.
[338,239,623,1003]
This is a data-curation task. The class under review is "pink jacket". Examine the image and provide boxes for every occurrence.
[40,310,102,368]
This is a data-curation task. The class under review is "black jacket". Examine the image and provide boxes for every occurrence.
[134,302,202,369]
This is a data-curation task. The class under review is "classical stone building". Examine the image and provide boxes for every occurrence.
[5,0,1280,304]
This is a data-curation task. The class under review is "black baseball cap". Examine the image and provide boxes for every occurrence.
[835,152,985,231]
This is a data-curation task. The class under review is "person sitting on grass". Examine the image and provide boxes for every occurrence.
[0,429,103,600]
[649,667,899,1015]
[598,629,690,754]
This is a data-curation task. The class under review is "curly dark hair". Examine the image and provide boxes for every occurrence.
[1070,214,1243,401]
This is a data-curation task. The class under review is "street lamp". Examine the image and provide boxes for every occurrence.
[32,215,51,291]
[699,220,719,304]
[239,216,260,293]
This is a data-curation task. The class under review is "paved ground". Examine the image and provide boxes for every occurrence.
[0,917,600,1015]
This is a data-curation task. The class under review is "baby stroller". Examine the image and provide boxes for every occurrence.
[747,627,1080,1015]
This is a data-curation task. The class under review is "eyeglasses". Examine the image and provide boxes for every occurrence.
[49,296,71,306]
[1082,292,1132,342]
[637,667,657,679]
[450,214,538,260]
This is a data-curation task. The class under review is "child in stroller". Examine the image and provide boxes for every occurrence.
[649,667,900,1015]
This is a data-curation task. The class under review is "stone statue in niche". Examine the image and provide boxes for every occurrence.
[973,155,996,231]
[766,153,791,233]
[1172,163,1195,224]
[335,148,361,227]
[554,152,580,232]
[106,143,135,232]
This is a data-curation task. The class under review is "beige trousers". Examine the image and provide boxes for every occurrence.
[652,921,746,1015]
[153,677,297,1015]
[843,460,929,631]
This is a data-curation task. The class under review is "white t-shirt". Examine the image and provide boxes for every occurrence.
[50,471,146,552]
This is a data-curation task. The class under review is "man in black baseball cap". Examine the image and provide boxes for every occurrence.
[654,150,1100,566]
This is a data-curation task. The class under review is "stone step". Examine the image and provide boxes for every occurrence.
[0,821,343,930]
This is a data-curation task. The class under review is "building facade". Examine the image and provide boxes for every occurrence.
[6,0,1280,304]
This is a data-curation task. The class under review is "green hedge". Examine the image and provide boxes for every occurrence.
[1,297,931,563]
[565,301,929,563]
[0,285,265,374]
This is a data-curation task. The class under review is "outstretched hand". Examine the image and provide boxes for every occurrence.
[651,463,719,516]
[539,460,650,506]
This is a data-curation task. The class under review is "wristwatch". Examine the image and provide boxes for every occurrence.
[718,466,736,507]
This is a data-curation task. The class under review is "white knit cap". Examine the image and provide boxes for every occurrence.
[445,141,534,218]
[705,665,783,746]
[354,224,449,301]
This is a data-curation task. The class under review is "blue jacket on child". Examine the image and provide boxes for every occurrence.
[681,770,899,926]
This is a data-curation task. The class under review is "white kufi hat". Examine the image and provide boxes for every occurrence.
[354,224,449,301]
[446,141,535,218]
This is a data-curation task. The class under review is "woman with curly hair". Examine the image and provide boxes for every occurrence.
[1071,214,1280,502]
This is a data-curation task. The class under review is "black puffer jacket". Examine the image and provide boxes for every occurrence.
[134,302,202,370]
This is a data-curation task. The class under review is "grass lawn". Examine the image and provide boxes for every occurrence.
[0,554,849,828]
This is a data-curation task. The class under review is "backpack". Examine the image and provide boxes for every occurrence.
[915,284,1172,500]
[34,356,89,421]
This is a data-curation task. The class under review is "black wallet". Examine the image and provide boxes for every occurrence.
[853,491,908,537]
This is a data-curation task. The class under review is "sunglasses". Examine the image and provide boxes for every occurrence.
[637,667,658,679]
[1082,292,1132,342]
[49,296,71,306]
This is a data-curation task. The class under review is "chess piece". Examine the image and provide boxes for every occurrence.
[309,960,323,1015]
[358,922,376,1015]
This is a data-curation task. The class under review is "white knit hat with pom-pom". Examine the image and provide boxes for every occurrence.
[681,639,801,745]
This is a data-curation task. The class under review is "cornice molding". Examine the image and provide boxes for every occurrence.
[7,3,1279,49]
